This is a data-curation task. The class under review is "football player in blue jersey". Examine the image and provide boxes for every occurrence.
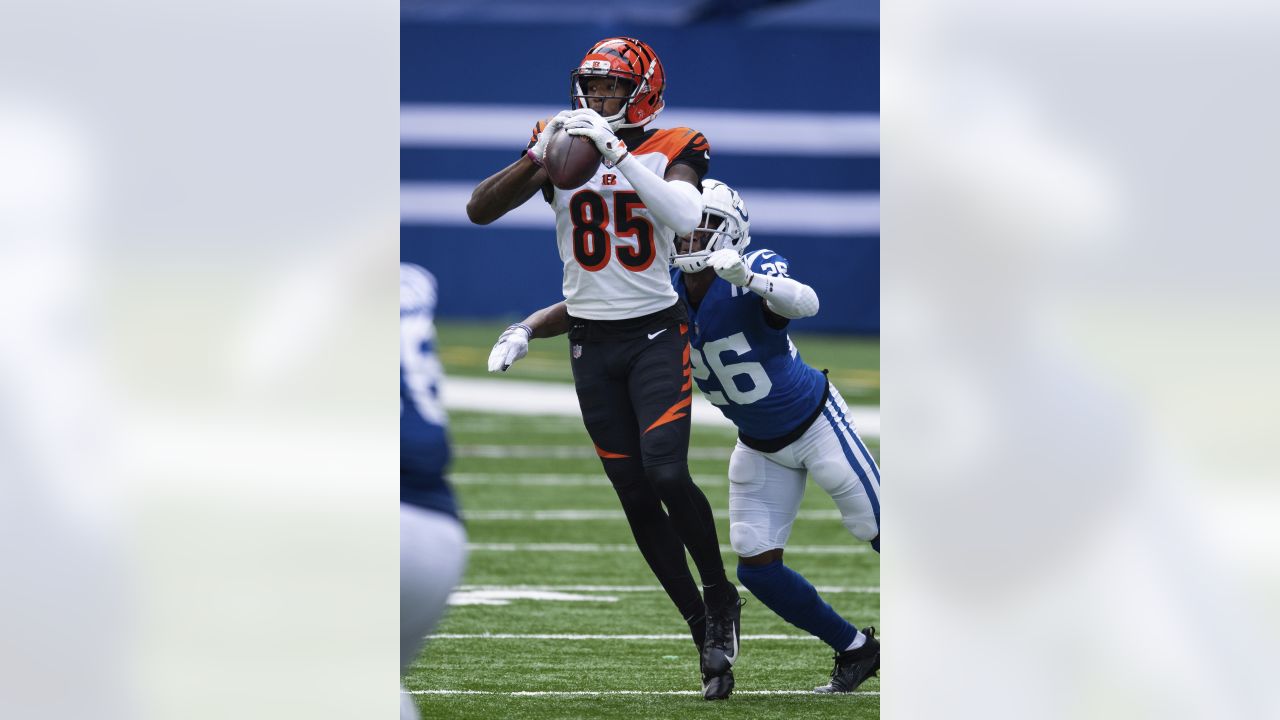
[400,263,467,720]
[489,180,880,694]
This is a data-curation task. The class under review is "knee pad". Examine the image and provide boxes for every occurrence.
[729,520,774,557]
[643,461,689,493]
[845,517,879,542]
[612,478,661,518]
[601,458,646,489]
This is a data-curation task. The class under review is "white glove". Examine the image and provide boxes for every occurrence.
[564,108,629,164]
[708,248,752,287]
[527,110,576,167]
[487,324,531,372]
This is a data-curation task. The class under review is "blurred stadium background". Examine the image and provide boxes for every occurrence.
[401,2,881,718]
[400,0,879,334]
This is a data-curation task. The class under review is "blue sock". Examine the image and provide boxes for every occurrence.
[872,535,880,553]
[737,560,857,652]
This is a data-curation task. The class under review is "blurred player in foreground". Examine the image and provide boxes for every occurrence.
[469,37,740,699]
[490,180,881,693]
[400,263,466,719]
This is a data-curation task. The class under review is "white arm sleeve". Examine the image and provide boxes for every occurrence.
[614,154,702,236]
[748,274,821,319]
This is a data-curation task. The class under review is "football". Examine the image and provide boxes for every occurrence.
[544,127,601,190]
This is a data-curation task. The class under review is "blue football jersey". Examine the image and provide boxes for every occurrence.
[673,248,827,440]
[400,263,456,518]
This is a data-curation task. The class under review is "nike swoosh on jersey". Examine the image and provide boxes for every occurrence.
[647,329,668,340]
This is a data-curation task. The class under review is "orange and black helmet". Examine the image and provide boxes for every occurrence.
[569,37,666,129]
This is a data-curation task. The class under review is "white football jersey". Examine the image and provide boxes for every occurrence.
[534,124,710,320]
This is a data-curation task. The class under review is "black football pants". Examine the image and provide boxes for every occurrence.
[567,305,729,629]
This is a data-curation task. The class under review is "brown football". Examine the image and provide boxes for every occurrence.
[544,127,602,190]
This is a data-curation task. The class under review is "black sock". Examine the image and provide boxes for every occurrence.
[686,613,707,650]
[703,580,739,610]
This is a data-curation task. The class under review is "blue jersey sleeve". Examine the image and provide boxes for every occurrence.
[745,248,792,279]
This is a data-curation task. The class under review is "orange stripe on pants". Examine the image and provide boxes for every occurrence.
[644,395,692,434]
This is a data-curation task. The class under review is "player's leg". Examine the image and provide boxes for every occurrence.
[400,503,467,720]
[810,386,880,551]
[627,328,738,699]
[730,443,861,652]
[628,330,731,600]
[729,440,880,693]
[571,338,705,647]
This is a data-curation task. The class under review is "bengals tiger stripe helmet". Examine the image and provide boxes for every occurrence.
[570,37,666,130]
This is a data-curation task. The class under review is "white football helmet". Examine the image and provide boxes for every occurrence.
[671,179,751,273]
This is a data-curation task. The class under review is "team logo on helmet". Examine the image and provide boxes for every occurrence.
[569,37,666,130]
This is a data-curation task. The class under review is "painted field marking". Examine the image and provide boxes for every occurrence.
[405,689,878,697]
[441,377,880,437]
[447,589,619,606]
[456,444,731,460]
[464,509,841,521]
[455,584,880,594]
[450,473,727,487]
[427,633,822,641]
[466,542,871,555]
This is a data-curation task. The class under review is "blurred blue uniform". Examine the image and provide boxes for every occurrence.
[400,263,467,720]
[400,263,456,518]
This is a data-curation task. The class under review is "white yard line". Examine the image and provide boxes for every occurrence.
[466,542,871,555]
[455,444,732,460]
[406,689,878,697]
[465,509,841,521]
[444,376,881,438]
[456,584,880,594]
[428,633,821,641]
[451,473,727,487]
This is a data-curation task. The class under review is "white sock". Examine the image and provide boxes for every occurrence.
[844,631,866,652]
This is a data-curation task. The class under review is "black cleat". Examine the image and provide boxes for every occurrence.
[701,591,743,700]
[814,626,880,694]
[701,666,734,701]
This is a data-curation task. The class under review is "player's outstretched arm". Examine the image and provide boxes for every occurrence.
[707,249,820,319]
[486,301,570,372]
[522,301,571,339]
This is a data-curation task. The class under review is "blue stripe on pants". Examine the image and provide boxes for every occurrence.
[823,407,880,523]
[830,396,880,483]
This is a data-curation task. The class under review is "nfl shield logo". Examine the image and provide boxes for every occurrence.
[572,344,583,359]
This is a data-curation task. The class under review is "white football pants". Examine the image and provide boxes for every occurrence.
[728,385,881,557]
[401,502,467,720]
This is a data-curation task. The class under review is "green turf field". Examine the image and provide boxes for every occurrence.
[435,320,880,406]
[405,322,880,719]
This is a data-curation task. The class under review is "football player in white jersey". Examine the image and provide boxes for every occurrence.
[468,37,740,700]
[491,179,881,694]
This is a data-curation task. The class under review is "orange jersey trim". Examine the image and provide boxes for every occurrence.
[632,127,709,163]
